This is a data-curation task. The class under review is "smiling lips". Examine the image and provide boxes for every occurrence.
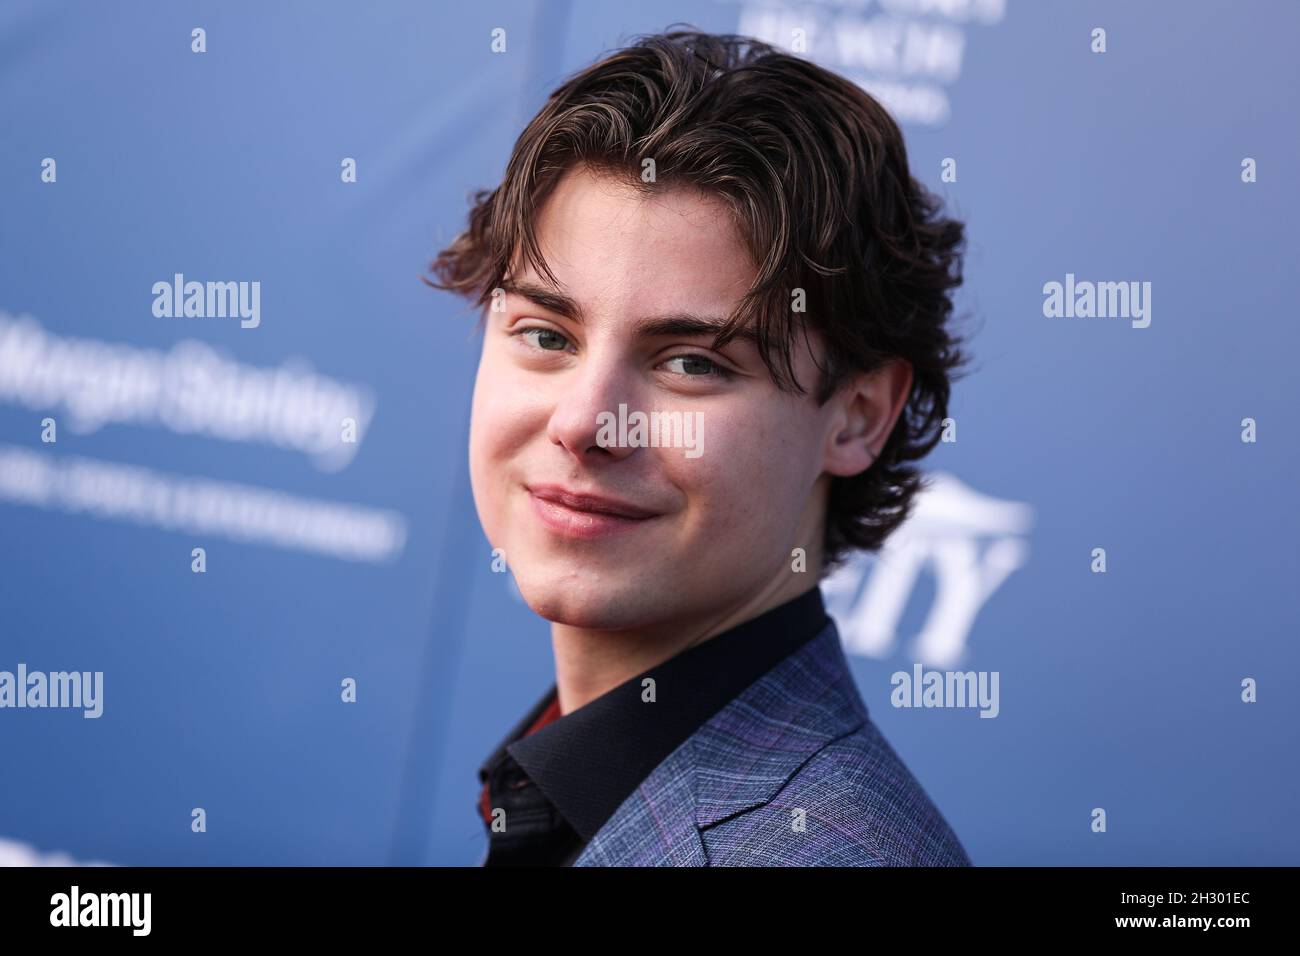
[527,483,661,539]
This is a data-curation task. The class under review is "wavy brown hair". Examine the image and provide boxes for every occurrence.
[427,29,970,574]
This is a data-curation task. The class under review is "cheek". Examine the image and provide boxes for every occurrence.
[670,409,810,540]
[469,348,541,466]
[467,366,499,481]
[468,354,533,525]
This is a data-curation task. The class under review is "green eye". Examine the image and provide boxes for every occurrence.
[663,354,733,380]
[519,327,570,351]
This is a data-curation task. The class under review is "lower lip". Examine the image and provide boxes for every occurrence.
[528,493,658,540]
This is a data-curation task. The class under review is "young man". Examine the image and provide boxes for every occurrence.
[430,30,971,866]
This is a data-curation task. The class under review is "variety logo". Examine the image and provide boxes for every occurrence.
[825,471,1032,667]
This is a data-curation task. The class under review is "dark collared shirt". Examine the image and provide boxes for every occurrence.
[475,585,831,866]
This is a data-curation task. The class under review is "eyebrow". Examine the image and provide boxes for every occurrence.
[500,278,759,346]
[500,279,583,321]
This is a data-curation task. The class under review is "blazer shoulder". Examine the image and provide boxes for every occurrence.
[699,716,972,867]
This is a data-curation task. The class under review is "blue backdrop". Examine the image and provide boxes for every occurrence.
[1,0,1296,866]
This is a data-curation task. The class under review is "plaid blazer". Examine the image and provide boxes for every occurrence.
[571,617,972,866]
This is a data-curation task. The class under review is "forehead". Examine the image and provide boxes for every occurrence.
[517,165,756,314]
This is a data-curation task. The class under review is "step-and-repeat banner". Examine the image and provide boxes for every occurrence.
[1,0,1296,866]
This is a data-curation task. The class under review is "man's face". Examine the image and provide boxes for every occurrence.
[468,165,841,631]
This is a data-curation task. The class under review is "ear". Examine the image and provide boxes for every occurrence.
[822,358,914,478]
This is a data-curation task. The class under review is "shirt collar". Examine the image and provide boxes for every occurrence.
[478,585,830,842]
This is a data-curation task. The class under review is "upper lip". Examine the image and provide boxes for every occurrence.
[528,484,660,519]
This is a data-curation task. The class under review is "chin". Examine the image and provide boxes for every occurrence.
[516,571,650,630]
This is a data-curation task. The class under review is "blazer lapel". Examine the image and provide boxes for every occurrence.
[571,739,709,866]
[572,619,867,866]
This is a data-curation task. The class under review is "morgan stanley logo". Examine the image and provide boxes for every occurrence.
[595,403,704,458]
[153,273,261,328]
[1042,273,1151,328]
[0,664,103,718]
[824,472,1032,667]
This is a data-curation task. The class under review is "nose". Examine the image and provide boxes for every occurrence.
[545,347,639,462]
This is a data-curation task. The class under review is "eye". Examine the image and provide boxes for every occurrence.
[661,354,734,380]
[513,326,572,352]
